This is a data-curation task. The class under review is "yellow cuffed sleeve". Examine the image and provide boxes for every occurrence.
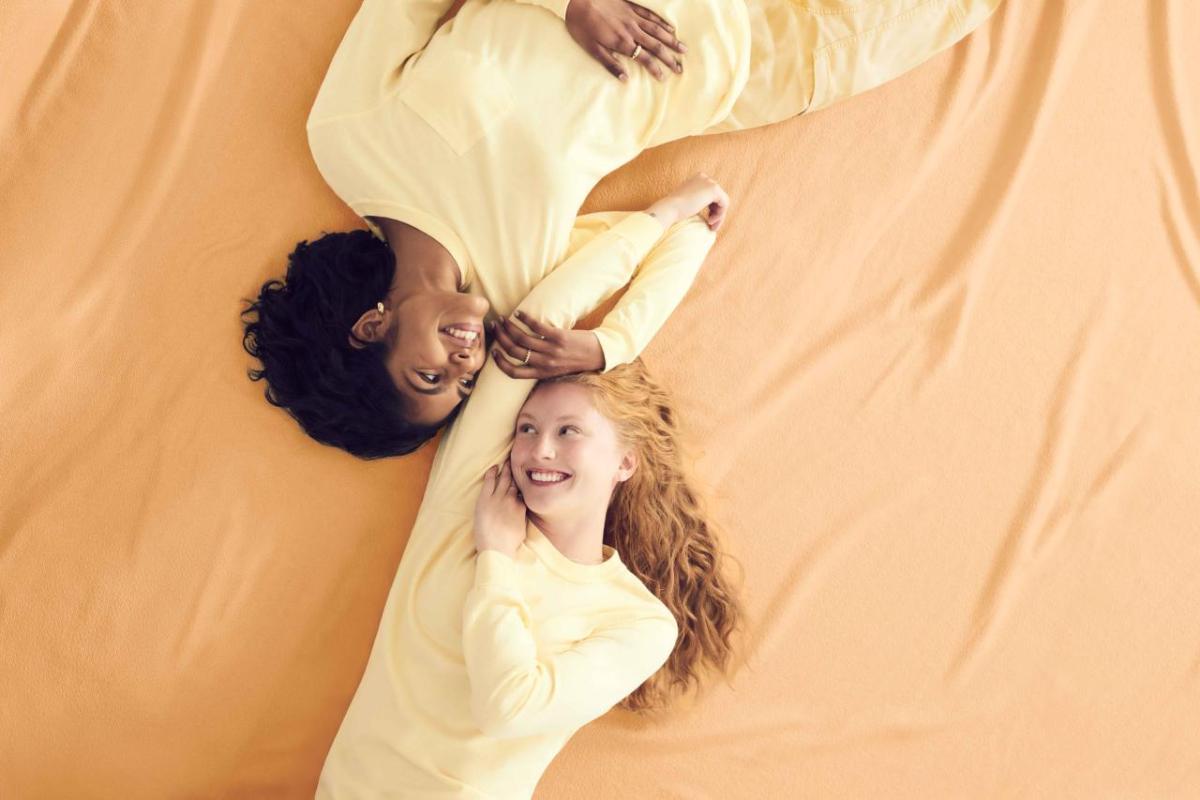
[591,215,717,371]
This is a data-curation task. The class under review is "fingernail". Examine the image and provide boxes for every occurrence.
[679,43,687,53]
[619,73,628,82]
[674,61,682,73]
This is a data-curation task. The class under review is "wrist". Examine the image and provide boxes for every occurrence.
[643,200,680,228]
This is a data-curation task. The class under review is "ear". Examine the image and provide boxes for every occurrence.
[347,307,388,350]
[615,450,638,483]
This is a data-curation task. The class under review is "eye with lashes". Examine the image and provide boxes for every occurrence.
[418,371,440,384]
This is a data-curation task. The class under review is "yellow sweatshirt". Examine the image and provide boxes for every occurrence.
[306,0,749,326]
[316,211,716,799]
[304,0,1001,323]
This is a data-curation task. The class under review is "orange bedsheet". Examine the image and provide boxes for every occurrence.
[2,1,1198,797]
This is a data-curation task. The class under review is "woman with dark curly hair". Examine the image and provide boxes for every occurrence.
[243,0,1002,458]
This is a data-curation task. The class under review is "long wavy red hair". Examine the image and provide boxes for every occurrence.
[541,359,744,712]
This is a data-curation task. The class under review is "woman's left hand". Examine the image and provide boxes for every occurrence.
[490,311,605,379]
[564,0,686,82]
[473,461,528,558]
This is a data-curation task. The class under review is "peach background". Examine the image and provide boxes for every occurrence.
[2,1,1198,797]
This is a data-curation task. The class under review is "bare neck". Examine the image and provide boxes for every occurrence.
[369,216,462,294]
[528,511,607,565]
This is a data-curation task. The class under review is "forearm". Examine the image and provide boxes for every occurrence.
[592,215,716,371]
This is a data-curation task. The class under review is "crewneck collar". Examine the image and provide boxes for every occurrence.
[524,521,622,583]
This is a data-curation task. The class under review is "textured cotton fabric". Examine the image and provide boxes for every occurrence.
[315,212,714,799]
[306,0,1000,329]
[305,0,748,329]
[14,1,1198,798]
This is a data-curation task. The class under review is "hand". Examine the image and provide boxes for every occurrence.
[473,461,528,558]
[564,0,687,82]
[645,172,731,231]
[490,310,605,379]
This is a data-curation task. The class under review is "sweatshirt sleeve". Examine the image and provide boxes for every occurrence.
[420,212,668,513]
[591,214,717,371]
[462,551,678,739]
[307,0,457,125]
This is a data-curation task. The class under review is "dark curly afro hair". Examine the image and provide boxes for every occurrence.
[241,229,456,459]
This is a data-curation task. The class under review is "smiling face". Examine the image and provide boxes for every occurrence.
[377,290,490,426]
[510,382,637,521]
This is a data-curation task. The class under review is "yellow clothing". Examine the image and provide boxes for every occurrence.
[316,211,716,799]
[306,0,748,327]
[306,0,1001,328]
[309,2,1003,795]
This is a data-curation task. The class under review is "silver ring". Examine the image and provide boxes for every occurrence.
[522,348,531,366]
[630,44,643,60]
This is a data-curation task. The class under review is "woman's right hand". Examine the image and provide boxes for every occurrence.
[645,173,731,231]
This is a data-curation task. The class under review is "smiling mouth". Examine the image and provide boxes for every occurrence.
[441,323,481,347]
[526,469,572,486]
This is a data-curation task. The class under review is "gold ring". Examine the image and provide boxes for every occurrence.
[630,44,643,60]
[522,348,531,365]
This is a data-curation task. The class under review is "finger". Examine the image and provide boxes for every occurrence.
[500,316,550,354]
[491,319,531,362]
[637,19,685,62]
[705,200,726,230]
[496,460,512,494]
[592,45,628,82]
[501,461,521,497]
[633,29,680,77]
[627,32,666,81]
[492,348,541,380]
[483,464,499,495]
[630,4,679,41]
[513,311,559,343]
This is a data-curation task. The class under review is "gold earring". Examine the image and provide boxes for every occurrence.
[376,301,385,314]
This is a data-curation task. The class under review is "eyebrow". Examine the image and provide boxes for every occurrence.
[517,413,584,423]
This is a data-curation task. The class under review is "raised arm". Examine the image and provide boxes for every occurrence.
[492,173,727,376]
[590,214,714,371]
[463,553,678,739]
[420,211,679,514]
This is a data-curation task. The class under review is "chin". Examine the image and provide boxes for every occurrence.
[519,491,555,517]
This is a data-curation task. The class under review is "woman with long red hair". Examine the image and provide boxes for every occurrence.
[318,174,738,798]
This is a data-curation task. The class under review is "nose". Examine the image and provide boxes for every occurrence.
[533,433,556,461]
[449,346,482,373]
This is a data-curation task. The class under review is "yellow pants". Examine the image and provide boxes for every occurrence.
[709,0,1003,133]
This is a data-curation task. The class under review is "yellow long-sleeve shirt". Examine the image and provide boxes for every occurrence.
[306,0,749,329]
[305,0,1001,330]
[316,211,716,799]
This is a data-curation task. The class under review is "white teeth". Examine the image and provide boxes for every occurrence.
[444,326,478,343]
[529,470,568,483]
